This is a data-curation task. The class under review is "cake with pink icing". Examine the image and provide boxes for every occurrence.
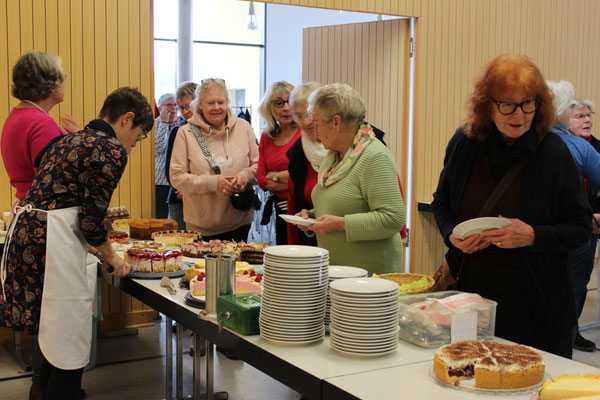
[190,275,262,297]
[125,246,183,273]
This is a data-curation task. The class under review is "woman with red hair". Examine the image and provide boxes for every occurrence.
[432,54,591,358]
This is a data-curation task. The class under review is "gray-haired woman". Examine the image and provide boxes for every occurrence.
[1,51,79,202]
[297,83,406,274]
[164,81,198,229]
[257,81,302,244]
[286,82,327,245]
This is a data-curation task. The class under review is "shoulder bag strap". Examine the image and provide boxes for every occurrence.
[190,124,221,175]
[455,156,528,283]
[478,157,528,217]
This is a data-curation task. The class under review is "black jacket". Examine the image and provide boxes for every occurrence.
[164,121,187,204]
[432,126,591,353]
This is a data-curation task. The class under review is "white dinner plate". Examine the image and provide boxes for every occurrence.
[452,217,512,240]
[264,245,329,258]
[329,265,368,279]
[330,278,398,294]
[279,214,318,227]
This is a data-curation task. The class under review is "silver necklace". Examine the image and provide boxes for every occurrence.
[22,100,48,114]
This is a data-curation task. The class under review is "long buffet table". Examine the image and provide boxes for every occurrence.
[100,268,600,400]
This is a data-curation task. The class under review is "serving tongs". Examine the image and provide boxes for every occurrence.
[160,276,177,295]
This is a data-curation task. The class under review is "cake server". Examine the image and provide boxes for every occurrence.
[161,276,177,295]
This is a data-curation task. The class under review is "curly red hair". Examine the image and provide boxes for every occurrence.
[465,54,555,141]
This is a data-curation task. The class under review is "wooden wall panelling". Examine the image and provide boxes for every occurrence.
[0,0,11,209]
[139,0,154,221]
[303,19,409,212]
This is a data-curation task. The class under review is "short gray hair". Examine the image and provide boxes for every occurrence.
[175,81,197,101]
[196,78,229,106]
[11,51,66,102]
[546,80,575,124]
[258,81,295,138]
[307,83,366,129]
[157,93,175,107]
[289,82,322,110]
[570,98,594,114]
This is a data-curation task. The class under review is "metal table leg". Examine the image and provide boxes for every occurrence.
[166,317,173,400]
[206,340,214,400]
[176,323,183,400]
[193,333,201,400]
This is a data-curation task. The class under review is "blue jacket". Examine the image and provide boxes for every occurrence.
[553,123,600,188]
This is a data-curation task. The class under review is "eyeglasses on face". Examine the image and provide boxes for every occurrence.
[201,78,226,85]
[494,98,540,115]
[176,104,193,111]
[572,112,595,120]
[136,127,148,142]
[162,102,177,108]
[272,99,289,108]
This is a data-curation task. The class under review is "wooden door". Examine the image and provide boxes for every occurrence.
[302,19,410,184]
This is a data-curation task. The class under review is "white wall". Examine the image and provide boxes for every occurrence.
[264,4,401,88]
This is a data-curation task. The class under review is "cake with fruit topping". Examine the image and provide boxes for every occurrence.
[433,340,545,389]
[125,242,182,273]
[108,230,129,244]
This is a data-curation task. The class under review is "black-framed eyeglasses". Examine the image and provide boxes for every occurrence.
[201,78,226,85]
[572,112,595,120]
[136,128,148,142]
[272,99,289,108]
[176,104,192,111]
[494,98,540,115]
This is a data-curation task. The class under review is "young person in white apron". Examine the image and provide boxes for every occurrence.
[0,87,153,400]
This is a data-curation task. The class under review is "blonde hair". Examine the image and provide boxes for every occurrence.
[307,83,366,130]
[258,81,295,138]
[289,82,322,111]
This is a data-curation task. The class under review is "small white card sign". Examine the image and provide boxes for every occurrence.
[450,311,478,343]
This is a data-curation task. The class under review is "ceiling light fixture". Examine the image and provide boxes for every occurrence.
[247,1,257,31]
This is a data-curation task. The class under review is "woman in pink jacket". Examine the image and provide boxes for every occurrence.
[170,78,259,242]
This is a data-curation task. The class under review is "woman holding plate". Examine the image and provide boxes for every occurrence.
[297,83,405,275]
[431,54,591,358]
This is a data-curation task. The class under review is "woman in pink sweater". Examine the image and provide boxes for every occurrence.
[1,51,79,203]
[170,78,259,241]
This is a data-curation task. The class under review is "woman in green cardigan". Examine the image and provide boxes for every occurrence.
[296,83,406,274]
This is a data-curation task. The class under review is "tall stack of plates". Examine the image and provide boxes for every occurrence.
[329,278,400,356]
[259,245,329,344]
[325,266,368,331]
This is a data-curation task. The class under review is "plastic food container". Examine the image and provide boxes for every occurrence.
[397,290,497,348]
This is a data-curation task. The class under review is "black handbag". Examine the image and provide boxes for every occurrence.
[190,124,261,212]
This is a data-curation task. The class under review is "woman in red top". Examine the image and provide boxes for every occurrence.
[257,81,302,244]
[1,51,79,203]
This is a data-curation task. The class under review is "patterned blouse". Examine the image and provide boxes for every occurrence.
[0,119,127,332]
[155,117,174,186]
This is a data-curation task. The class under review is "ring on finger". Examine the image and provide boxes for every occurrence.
[497,241,502,247]
[474,246,478,251]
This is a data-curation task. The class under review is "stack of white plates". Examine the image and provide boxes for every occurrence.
[259,245,329,344]
[325,266,368,331]
[329,278,400,356]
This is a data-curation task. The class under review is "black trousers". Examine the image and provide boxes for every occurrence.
[39,353,84,400]
[202,224,251,243]
[155,185,170,219]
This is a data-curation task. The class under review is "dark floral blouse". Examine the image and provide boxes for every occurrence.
[0,120,127,332]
